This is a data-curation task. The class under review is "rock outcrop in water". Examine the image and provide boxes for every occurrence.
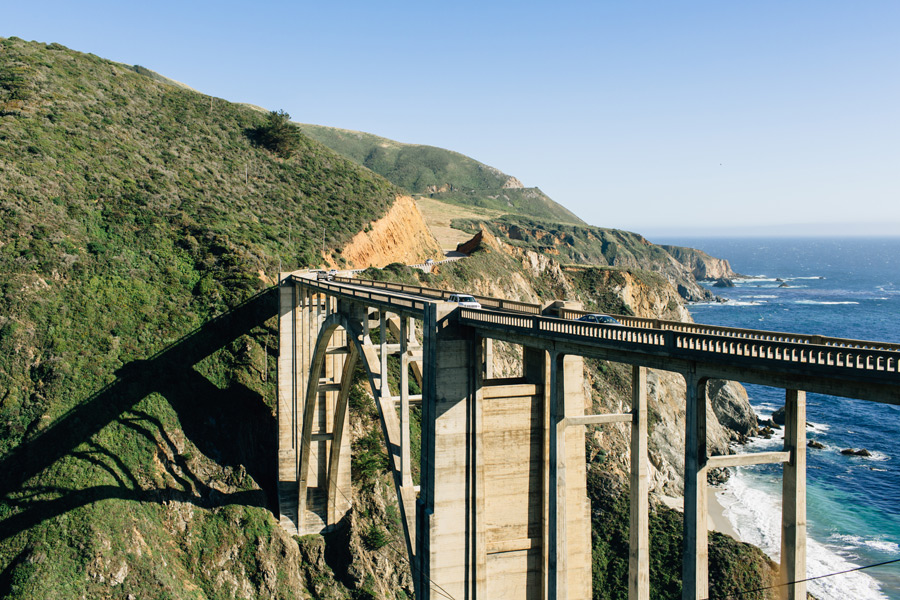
[660,244,739,280]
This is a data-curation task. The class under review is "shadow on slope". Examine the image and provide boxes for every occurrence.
[0,286,280,543]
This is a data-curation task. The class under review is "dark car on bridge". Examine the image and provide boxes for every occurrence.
[577,314,621,325]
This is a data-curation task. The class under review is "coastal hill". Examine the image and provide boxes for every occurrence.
[0,36,767,600]
[295,123,586,225]
[294,126,737,299]
[0,35,439,599]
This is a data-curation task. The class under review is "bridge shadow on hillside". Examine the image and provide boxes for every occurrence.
[0,286,280,543]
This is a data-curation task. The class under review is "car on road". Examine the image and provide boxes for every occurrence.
[448,293,482,309]
[328,269,338,279]
[577,313,621,325]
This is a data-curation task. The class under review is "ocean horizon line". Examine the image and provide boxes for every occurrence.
[638,225,900,240]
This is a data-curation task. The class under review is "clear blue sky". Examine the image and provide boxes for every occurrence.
[5,1,899,236]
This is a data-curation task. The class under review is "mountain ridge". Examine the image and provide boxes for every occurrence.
[295,122,587,225]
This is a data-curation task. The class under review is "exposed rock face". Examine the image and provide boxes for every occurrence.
[713,277,735,288]
[662,245,738,280]
[707,379,759,441]
[476,220,717,302]
[771,405,786,425]
[611,270,692,322]
[340,195,444,268]
[502,176,525,189]
[456,229,484,255]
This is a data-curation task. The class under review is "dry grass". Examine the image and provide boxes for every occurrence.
[415,197,503,250]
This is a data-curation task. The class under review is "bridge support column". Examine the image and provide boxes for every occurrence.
[780,389,806,600]
[546,350,591,600]
[278,276,354,535]
[682,372,709,600]
[277,277,301,532]
[418,302,486,600]
[630,366,650,600]
[400,317,413,488]
[548,351,567,600]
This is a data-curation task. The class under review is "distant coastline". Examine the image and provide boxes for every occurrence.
[640,223,900,240]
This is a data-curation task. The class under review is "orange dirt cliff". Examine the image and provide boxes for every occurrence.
[339,195,444,268]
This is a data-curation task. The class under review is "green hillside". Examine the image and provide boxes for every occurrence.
[0,36,771,600]
[296,123,586,225]
[0,36,402,599]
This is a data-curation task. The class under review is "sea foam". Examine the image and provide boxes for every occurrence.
[717,472,889,600]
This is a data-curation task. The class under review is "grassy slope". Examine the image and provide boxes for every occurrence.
[0,36,400,599]
[296,123,586,225]
[0,36,767,599]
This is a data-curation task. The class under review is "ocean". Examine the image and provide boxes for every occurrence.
[653,237,900,600]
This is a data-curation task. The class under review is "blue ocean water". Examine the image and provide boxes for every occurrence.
[655,237,900,600]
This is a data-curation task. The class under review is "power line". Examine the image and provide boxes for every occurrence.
[704,557,900,600]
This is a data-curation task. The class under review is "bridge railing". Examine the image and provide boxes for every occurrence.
[290,275,431,314]
[332,275,543,315]
[460,308,900,378]
[323,273,900,366]
[558,307,900,353]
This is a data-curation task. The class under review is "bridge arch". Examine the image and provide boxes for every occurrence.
[294,305,420,563]
[295,314,352,532]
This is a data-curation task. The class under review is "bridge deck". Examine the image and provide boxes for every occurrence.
[290,274,899,405]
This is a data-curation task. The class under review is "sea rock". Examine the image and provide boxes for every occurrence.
[808,440,825,449]
[778,282,790,288]
[841,448,871,457]
[708,467,730,485]
[772,406,786,425]
[713,277,735,288]
[757,417,779,429]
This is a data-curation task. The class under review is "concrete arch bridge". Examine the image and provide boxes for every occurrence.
[277,271,899,600]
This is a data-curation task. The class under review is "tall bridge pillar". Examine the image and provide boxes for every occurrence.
[417,302,590,600]
[780,389,807,600]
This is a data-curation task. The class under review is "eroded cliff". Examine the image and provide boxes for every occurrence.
[661,244,739,280]
[338,195,443,268]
